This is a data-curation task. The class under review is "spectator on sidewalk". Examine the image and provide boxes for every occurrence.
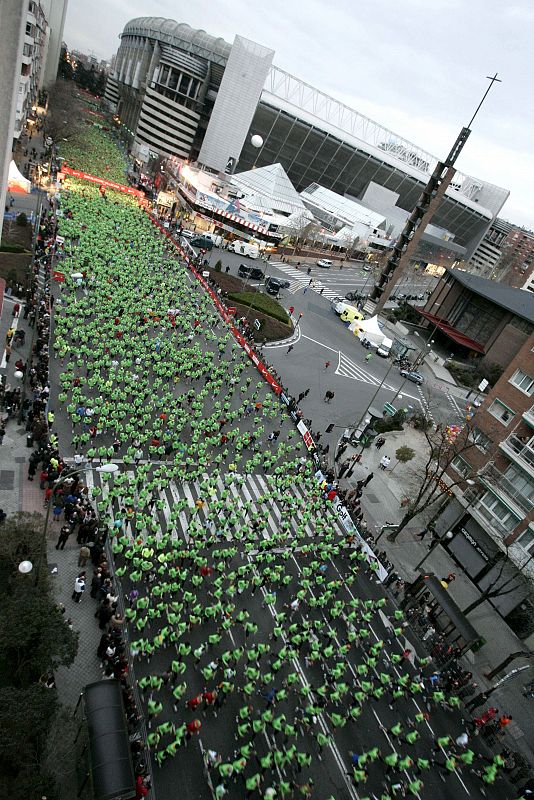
[55,524,71,550]
[379,455,391,470]
[72,572,86,602]
[78,544,91,567]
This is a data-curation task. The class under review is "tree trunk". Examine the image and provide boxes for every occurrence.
[461,594,491,616]
[484,651,530,682]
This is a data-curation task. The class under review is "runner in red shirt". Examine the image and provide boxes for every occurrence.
[186,694,202,711]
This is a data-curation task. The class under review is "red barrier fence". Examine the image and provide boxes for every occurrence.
[61,166,145,199]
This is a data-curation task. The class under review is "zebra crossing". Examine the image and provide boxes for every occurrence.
[335,351,395,388]
[268,262,344,301]
[82,466,343,545]
[416,385,435,423]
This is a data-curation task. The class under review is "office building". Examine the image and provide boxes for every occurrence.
[105,16,509,261]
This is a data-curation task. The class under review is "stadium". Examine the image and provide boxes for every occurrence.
[105,16,509,259]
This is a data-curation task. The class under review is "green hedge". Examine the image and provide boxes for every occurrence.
[0,244,30,253]
[226,291,290,324]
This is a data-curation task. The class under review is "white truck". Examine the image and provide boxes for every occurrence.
[228,240,260,259]
[376,336,393,358]
[202,231,224,247]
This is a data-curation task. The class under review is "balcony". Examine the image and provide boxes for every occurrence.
[478,463,534,515]
[460,486,519,546]
[522,405,534,428]
[499,435,534,479]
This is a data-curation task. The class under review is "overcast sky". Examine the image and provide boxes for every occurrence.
[64,0,533,229]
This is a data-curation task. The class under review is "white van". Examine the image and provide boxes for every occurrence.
[228,240,259,259]
[203,232,224,247]
[376,337,393,357]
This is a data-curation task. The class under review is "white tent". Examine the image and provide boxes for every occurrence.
[230,163,306,216]
[7,160,31,193]
[348,314,384,345]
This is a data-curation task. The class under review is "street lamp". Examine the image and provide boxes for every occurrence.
[43,463,119,542]
[414,529,454,572]
[18,560,33,574]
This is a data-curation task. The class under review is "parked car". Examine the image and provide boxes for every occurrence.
[400,369,424,385]
[180,229,195,239]
[265,276,289,295]
[316,259,333,268]
[190,235,214,250]
[362,264,372,272]
[331,296,345,311]
[238,264,265,280]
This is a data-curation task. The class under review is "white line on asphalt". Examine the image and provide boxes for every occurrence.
[301,334,339,354]
[264,324,302,349]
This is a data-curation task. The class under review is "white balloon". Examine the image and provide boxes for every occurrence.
[251,134,263,149]
[13,370,24,380]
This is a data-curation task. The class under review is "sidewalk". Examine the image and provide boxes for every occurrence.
[334,426,534,765]
[0,204,102,800]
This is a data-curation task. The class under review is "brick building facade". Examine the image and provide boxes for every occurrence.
[436,333,534,642]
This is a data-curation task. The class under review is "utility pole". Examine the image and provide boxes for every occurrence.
[369,74,501,315]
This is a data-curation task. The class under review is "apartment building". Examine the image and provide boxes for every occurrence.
[435,328,534,642]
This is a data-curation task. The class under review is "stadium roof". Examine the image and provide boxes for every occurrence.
[231,163,305,216]
[448,268,534,323]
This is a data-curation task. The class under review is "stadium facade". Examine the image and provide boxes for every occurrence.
[105,17,509,259]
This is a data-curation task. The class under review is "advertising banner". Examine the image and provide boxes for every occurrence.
[61,166,145,199]
[315,470,389,582]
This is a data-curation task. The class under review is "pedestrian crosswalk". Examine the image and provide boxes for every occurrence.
[335,351,395,388]
[268,262,345,301]
[82,465,344,545]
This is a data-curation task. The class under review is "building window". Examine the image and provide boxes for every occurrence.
[488,399,515,426]
[510,369,534,396]
[477,491,520,532]
[470,426,492,452]
[451,455,471,478]
[516,529,534,553]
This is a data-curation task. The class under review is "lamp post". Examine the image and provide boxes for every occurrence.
[352,359,396,449]
[43,461,119,538]
[414,529,454,572]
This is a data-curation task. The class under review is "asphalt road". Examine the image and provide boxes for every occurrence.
[49,204,502,800]
[87,464,504,800]
[195,246,468,440]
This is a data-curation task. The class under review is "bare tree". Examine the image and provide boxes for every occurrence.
[386,422,477,541]
[44,80,84,144]
[461,547,531,617]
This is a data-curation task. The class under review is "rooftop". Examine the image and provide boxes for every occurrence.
[448,268,534,323]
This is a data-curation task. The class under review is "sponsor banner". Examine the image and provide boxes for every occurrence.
[61,166,145,198]
[315,470,389,583]
[156,191,174,208]
[52,271,65,282]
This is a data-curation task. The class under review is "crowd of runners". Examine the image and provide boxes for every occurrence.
[36,119,532,799]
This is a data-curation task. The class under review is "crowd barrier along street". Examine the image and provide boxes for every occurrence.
[315,469,389,583]
[60,166,145,199]
[150,218,322,456]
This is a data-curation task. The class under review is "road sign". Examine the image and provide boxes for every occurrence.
[383,402,396,416]
[202,270,209,277]
[478,379,489,392]
[227,307,237,316]
[254,319,261,330]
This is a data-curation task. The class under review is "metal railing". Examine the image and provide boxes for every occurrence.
[479,463,534,514]
[501,435,534,472]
